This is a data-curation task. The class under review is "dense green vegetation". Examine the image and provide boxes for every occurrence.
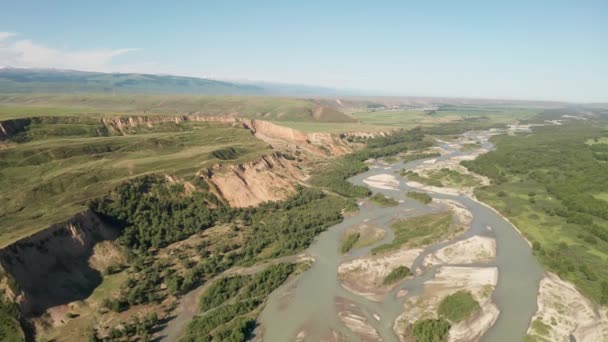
[400,170,443,187]
[438,291,480,323]
[401,168,480,189]
[463,122,608,303]
[90,177,353,314]
[369,193,399,207]
[181,263,295,342]
[429,168,480,188]
[411,318,451,342]
[382,266,411,285]
[340,233,360,254]
[310,128,432,197]
[406,191,433,204]
[201,263,295,311]
[372,212,453,255]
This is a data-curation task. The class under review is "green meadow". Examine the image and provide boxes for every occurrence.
[0,119,271,247]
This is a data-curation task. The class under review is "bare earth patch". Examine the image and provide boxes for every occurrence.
[363,174,400,191]
[526,272,608,342]
[423,235,496,267]
[431,199,473,227]
[338,248,423,301]
[393,266,499,342]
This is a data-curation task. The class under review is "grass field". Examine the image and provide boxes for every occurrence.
[0,94,355,123]
[351,104,541,130]
[427,168,481,188]
[466,122,608,303]
[268,120,390,133]
[372,211,453,255]
[0,119,271,247]
[340,224,385,252]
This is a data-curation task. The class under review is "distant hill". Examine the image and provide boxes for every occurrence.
[0,68,265,95]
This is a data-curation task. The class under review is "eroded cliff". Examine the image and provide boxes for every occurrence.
[200,152,306,207]
[0,210,120,316]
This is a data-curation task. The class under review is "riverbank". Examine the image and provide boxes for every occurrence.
[393,266,499,342]
[526,272,608,341]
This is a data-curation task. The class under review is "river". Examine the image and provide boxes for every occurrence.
[258,129,544,342]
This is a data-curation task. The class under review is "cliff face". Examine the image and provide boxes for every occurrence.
[200,152,306,207]
[247,119,352,156]
[100,114,243,134]
[0,210,120,316]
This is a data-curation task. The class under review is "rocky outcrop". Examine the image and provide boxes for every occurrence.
[0,210,120,316]
[101,114,244,134]
[247,119,352,156]
[199,152,306,207]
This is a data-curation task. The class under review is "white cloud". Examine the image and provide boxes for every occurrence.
[0,32,16,41]
[0,32,137,71]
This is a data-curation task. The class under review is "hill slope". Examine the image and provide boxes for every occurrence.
[0,68,264,95]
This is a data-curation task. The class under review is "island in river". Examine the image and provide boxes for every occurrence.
[257,125,608,342]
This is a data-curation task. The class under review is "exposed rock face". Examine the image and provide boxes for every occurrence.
[0,210,120,316]
[200,152,306,207]
[101,114,243,134]
[247,119,352,156]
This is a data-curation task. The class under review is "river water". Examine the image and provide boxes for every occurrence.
[258,130,544,342]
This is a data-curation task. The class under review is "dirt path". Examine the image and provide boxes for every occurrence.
[155,254,305,342]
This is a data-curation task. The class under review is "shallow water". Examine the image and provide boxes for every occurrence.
[258,130,544,342]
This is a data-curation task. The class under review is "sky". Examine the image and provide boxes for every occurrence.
[0,1,607,102]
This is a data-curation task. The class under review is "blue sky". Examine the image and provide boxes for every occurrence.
[1,1,607,102]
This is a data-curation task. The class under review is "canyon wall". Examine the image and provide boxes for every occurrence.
[200,152,306,207]
[0,210,120,316]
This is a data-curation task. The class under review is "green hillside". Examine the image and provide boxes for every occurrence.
[0,94,357,123]
[0,68,262,95]
[0,118,272,247]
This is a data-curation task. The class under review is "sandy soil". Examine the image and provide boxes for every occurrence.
[526,272,608,342]
[393,266,499,342]
[423,235,496,268]
[363,174,400,191]
[336,297,382,341]
[338,248,423,301]
[431,198,473,227]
